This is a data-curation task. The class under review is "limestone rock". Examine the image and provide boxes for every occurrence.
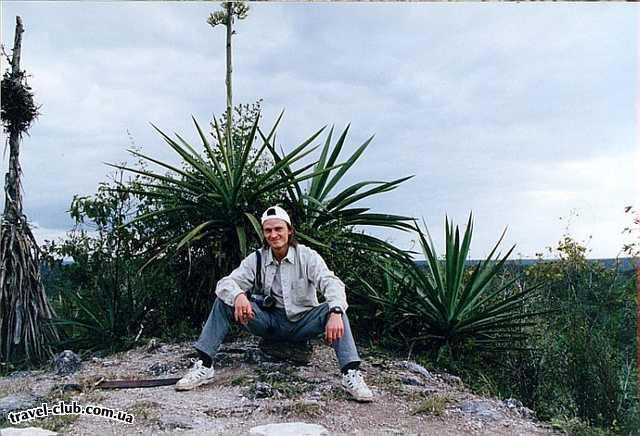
[159,414,194,430]
[307,389,322,401]
[503,398,536,419]
[147,361,185,376]
[0,393,40,421]
[148,362,171,376]
[205,403,259,418]
[1,428,57,436]
[459,400,503,421]
[249,422,329,436]
[439,373,462,386]
[6,370,33,379]
[254,382,274,399]
[400,375,424,386]
[257,361,287,372]
[503,398,523,409]
[53,350,81,376]
[401,361,434,380]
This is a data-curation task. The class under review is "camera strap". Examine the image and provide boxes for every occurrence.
[254,249,262,292]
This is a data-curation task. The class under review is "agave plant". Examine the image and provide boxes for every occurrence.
[111,112,333,275]
[259,124,416,261]
[364,214,544,354]
[352,257,413,345]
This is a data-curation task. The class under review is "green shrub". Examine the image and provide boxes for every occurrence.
[448,236,638,434]
[42,173,177,352]
[551,417,612,436]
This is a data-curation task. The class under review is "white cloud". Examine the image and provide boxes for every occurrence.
[1,2,636,259]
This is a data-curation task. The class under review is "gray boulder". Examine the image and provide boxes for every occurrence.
[459,400,503,421]
[401,361,434,380]
[53,350,81,375]
[0,392,40,421]
[249,422,329,436]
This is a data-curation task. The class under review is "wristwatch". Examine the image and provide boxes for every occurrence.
[329,306,343,315]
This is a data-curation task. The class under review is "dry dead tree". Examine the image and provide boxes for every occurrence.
[0,16,58,364]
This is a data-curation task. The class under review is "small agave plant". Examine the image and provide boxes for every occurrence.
[372,214,544,355]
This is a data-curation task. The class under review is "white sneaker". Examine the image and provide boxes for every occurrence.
[341,369,373,402]
[175,360,215,391]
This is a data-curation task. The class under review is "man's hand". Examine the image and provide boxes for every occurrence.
[325,312,344,344]
[234,293,254,325]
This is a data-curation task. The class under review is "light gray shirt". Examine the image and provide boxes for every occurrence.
[270,262,285,309]
[215,244,348,321]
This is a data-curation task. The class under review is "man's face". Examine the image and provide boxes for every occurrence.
[262,219,291,251]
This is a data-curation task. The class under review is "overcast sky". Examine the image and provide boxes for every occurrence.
[1,2,637,259]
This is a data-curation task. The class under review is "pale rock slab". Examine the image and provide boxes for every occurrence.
[249,422,329,436]
[1,427,57,436]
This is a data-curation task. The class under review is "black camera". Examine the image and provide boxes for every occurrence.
[250,293,276,310]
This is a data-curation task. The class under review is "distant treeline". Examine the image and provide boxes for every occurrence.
[46,257,637,274]
[415,257,637,272]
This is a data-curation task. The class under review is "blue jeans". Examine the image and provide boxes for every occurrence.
[194,299,361,369]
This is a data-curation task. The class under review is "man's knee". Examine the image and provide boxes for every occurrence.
[244,319,270,337]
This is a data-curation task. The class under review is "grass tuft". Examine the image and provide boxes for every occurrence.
[412,393,454,416]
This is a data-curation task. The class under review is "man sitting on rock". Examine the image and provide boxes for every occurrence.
[176,205,374,402]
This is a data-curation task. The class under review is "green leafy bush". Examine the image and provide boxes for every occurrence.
[42,172,178,352]
[449,236,638,434]
[524,238,638,431]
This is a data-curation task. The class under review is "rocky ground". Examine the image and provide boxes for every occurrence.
[0,337,556,435]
